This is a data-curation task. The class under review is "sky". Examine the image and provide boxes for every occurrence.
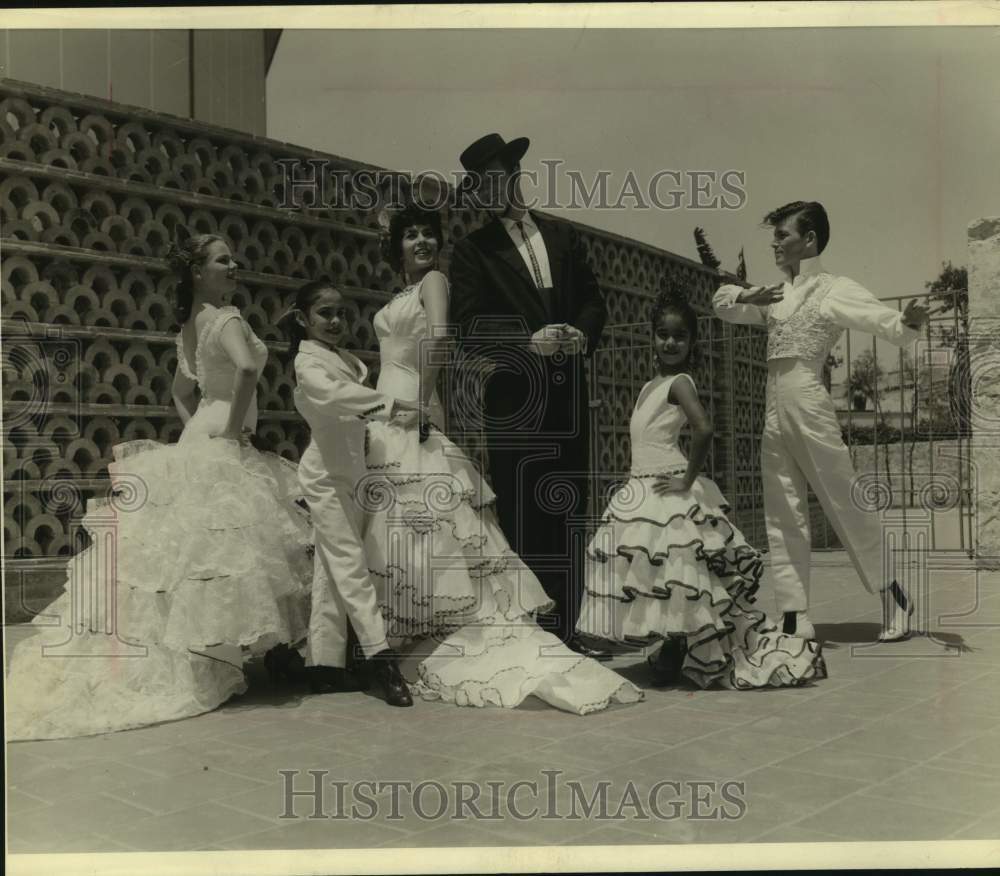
[268,26,998,306]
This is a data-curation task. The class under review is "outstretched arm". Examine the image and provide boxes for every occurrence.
[821,278,926,347]
[712,283,781,326]
[295,359,399,423]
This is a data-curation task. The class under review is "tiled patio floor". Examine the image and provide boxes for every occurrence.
[6,552,1000,853]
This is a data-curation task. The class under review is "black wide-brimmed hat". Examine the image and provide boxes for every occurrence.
[459,133,530,189]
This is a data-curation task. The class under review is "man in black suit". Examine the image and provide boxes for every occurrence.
[449,133,609,659]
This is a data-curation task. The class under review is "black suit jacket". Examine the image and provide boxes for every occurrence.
[449,214,606,440]
[449,213,606,356]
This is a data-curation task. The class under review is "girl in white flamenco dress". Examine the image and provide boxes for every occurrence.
[360,205,643,715]
[5,235,312,740]
[576,287,828,690]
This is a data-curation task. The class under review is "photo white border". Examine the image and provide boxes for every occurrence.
[3,3,1000,875]
[6,840,1000,876]
[1,2,999,29]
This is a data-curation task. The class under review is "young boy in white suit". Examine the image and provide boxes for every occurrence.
[713,201,930,643]
[285,280,422,706]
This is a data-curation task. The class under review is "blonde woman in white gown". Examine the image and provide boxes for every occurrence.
[5,234,312,740]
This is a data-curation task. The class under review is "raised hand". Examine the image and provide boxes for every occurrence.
[737,284,784,306]
[902,298,932,330]
[391,409,420,429]
[391,398,431,430]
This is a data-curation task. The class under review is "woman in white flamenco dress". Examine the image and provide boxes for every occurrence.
[5,235,311,741]
[360,206,642,715]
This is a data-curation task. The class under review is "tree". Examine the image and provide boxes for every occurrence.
[847,348,883,411]
[693,227,721,271]
[925,261,970,436]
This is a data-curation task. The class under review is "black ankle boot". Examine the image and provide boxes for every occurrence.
[263,643,306,685]
[781,611,817,640]
[648,637,687,687]
[367,651,413,707]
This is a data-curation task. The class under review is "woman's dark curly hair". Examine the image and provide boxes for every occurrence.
[380,203,444,275]
[650,276,700,369]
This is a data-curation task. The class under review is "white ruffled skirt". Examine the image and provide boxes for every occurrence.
[362,420,643,715]
[5,436,313,741]
[578,473,827,690]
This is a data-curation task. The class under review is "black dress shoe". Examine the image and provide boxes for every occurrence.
[567,635,613,661]
[305,665,367,694]
[263,643,306,685]
[648,637,687,687]
[367,651,414,707]
[782,611,817,640]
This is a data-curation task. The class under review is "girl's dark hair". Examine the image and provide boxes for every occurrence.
[165,232,226,324]
[381,203,444,274]
[651,277,700,369]
[281,279,338,360]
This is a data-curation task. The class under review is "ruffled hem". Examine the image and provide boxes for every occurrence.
[578,484,827,690]
[373,550,554,639]
[65,438,313,653]
[683,630,827,690]
[51,565,310,657]
[408,622,645,715]
[363,422,552,637]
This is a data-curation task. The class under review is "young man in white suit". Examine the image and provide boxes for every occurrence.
[713,201,930,643]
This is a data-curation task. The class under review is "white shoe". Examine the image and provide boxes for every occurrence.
[879,580,914,642]
[782,611,816,641]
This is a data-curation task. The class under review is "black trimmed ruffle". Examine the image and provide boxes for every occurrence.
[579,492,827,690]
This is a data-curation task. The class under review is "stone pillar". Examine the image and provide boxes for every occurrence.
[968,217,1000,568]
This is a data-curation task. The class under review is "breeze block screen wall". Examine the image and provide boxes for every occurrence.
[2,79,831,612]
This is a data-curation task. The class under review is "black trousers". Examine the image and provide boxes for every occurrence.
[483,354,591,644]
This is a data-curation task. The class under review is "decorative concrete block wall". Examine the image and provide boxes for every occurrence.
[1,79,790,594]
